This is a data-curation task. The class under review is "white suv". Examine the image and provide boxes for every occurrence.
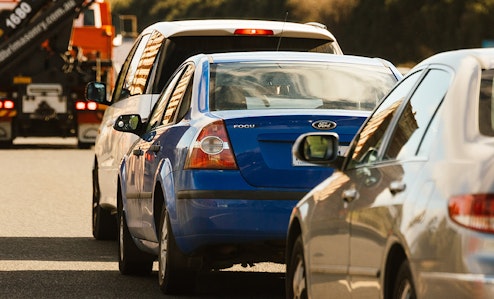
[86,19,343,240]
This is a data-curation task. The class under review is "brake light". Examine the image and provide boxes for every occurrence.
[185,120,238,169]
[87,101,98,110]
[449,194,494,233]
[234,28,274,36]
[75,101,98,111]
[0,99,14,109]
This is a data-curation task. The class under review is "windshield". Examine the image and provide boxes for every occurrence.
[209,62,397,111]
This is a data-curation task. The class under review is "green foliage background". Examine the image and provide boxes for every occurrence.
[109,0,494,66]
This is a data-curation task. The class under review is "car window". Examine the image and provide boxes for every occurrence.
[146,63,195,131]
[146,66,187,132]
[111,33,149,104]
[209,62,397,111]
[112,31,164,103]
[162,64,194,125]
[150,35,341,94]
[479,69,494,136]
[383,69,451,160]
[346,70,423,169]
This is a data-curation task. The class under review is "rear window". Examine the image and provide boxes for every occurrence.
[209,61,397,111]
[152,36,340,93]
[479,69,494,136]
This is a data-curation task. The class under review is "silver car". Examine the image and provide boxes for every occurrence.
[286,48,494,299]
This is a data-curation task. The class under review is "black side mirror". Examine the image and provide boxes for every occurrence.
[292,132,342,168]
[113,114,144,135]
[86,82,109,105]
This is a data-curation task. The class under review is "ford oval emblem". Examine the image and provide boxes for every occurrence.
[312,120,337,130]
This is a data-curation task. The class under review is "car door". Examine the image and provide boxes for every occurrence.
[306,71,422,299]
[346,68,452,297]
[128,63,194,241]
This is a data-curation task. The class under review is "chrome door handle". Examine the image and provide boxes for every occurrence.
[343,188,358,203]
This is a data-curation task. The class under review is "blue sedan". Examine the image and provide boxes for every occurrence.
[113,51,401,294]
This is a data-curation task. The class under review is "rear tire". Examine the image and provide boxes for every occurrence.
[117,200,154,275]
[286,235,308,299]
[158,209,196,294]
[393,260,416,299]
[92,161,116,240]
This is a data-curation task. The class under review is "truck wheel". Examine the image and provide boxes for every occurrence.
[158,209,196,294]
[92,161,116,240]
[77,141,92,149]
[286,235,308,299]
[0,139,13,148]
[118,202,154,275]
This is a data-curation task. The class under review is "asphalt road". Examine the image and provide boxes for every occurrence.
[0,138,285,298]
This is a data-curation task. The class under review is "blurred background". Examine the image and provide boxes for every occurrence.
[109,0,494,67]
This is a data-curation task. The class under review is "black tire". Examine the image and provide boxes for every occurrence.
[92,161,117,240]
[77,141,92,149]
[158,209,196,294]
[117,201,154,275]
[286,235,308,299]
[393,260,416,299]
[0,139,13,148]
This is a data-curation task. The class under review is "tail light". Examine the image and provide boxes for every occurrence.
[234,28,274,35]
[0,99,14,109]
[75,101,98,111]
[185,120,238,169]
[449,194,494,233]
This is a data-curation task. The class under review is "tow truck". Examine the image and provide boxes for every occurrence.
[0,0,114,148]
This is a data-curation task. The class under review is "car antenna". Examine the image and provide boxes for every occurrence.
[277,11,289,51]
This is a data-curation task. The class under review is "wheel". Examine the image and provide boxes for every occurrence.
[92,161,117,240]
[393,260,416,299]
[0,139,13,148]
[158,209,196,294]
[286,235,308,299]
[117,201,154,275]
[77,141,92,149]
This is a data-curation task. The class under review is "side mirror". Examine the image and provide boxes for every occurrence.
[292,132,342,167]
[113,114,144,135]
[86,82,110,105]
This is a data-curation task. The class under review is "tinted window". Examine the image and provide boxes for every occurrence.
[151,36,341,94]
[480,69,494,136]
[146,63,194,131]
[112,31,164,103]
[384,69,451,160]
[347,70,423,168]
[111,34,150,103]
[209,62,397,111]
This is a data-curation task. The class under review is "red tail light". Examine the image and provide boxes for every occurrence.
[75,101,98,111]
[234,28,274,35]
[449,194,494,233]
[0,99,14,109]
[185,120,238,169]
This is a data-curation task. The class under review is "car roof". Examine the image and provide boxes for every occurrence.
[415,48,494,70]
[202,51,397,69]
[142,19,339,42]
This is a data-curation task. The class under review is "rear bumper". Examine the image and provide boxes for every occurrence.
[173,190,305,254]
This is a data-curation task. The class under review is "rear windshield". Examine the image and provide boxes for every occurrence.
[479,69,494,136]
[153,36,340,92]
[209,61,397,111]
